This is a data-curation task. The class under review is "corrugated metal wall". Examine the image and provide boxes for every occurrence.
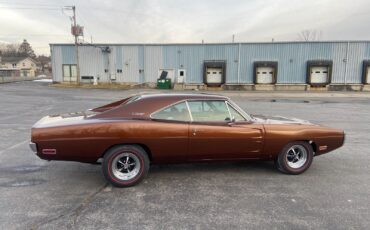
[50,42,370,84]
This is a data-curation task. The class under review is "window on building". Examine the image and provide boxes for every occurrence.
[12,63,17,68]
[62,64,77,82]
[117,69,122,73]
[22,62,25,67]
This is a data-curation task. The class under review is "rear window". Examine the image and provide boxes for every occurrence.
[125,96,141,105]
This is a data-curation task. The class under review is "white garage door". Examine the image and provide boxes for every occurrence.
[256,67,274,84]
[206,68,223,84]
[366,67,370,84]
[310,66,328,84]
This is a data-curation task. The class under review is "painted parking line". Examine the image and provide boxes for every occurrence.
[0,140,29,156]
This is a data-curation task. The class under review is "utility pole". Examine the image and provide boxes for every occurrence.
[63,5,83,84]
[72,6,80,85]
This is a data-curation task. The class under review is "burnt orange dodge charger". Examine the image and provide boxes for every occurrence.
[30,93,345,187]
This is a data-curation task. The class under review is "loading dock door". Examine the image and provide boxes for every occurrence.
[367,67,370,84]
[256,67,274,84]
[310,66,329,84]
[206,68,223,84]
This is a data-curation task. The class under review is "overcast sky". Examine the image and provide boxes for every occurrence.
[0,0,370,55]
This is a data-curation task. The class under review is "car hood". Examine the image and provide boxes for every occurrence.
[251,114,313,125]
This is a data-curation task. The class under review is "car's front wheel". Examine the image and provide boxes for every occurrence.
[275,141,313,174]
[102,145,150,187]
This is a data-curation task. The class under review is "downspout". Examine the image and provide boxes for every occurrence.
[107,50,111,83]
[143,45,146,83]
[237,43,241,84]
[344,41,349,87]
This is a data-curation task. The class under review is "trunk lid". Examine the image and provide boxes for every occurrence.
[32,111,90,128]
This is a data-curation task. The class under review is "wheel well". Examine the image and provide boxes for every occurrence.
[300,140,317,153]
[101,143,153,161]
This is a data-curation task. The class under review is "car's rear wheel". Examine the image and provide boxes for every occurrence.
[275,141,313,174]
[102,145,149,187]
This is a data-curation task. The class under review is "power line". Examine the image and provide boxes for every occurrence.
[0,1,61,6]
[0,34,70,37]
[0,6,61,10]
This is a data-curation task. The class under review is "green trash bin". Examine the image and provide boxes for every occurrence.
[157,78,172,89]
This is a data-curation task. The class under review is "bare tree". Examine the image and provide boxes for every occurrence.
[297,30,323,41]
[35,55,51,72]
[0,43,21,57]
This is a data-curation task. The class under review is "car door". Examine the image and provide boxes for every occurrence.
[149,101,190,163]
[187,100,264,161]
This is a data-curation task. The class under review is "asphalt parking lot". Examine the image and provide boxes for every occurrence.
[0,81,369,229]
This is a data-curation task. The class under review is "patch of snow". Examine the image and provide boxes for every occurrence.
[33,79,53,83]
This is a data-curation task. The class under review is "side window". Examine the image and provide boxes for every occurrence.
[151,102,190,121]
[188,100,230,122]
[228,104,246,121]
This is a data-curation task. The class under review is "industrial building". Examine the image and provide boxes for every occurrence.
[50,41,370,91]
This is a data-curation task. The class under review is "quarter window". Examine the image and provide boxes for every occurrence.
[151,102,190,121]
[188,100,230,122]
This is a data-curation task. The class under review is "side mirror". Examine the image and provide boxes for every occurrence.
[225,117,235,124]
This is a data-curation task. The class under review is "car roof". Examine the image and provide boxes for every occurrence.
[137,93,228,100]
[92,93,229,120]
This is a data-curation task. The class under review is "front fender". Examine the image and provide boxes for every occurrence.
[263,124,344,157]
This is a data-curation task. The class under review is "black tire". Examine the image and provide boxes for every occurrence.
[274,158,287,174]
[102,145,150,187]
[275,141,313,175]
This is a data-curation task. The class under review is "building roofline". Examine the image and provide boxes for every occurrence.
[0,68,19,70]
[1,56,37,63]
[49,40,370,47]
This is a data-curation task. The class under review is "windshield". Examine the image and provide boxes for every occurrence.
[227,99,253,121]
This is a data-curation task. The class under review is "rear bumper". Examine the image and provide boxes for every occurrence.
[315,130,345,156]
[29,142,37,153]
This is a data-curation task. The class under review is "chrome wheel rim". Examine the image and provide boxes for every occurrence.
[111,152,141,181]
[286,145,307,169]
